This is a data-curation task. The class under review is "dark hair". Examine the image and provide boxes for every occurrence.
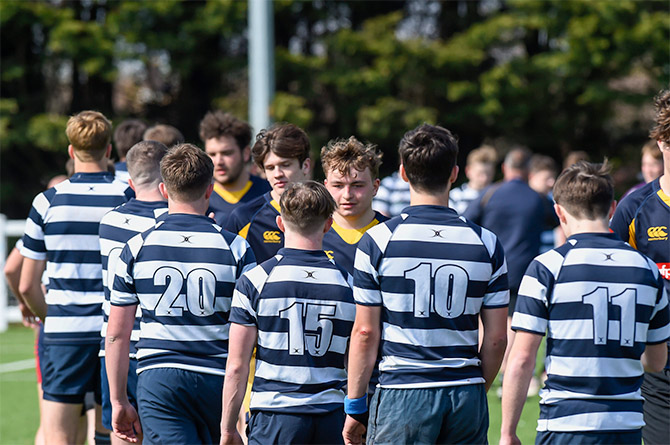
[529,154,557,175]
[398,124,459,193]
[113,119,147,159]
[251,123,310,170]
[503,147,532,171]
[198,111,252,151]
[126,141,168,188]
[143,124,185,148]
[160,143,214,202]
[553,161,613,220]
[650,89,670,144]
[280,181,336,234]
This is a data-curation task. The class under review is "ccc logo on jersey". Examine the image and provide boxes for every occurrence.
[263,231,282,243]
[647,226,668,241]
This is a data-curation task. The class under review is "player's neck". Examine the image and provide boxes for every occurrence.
[73,157,108,173]
[218,170,250,192]
[270,189,282,202]
[659,173,669,196]
[409,186,451,207]
[333,207,375,230]
[167,199,209,216]
[134,187,165,202]
[561,218,609,238]
[283,231,323,251]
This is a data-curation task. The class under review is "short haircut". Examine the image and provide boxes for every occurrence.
[66,110,112,161]
[198,110,252,150]
[529,154,558,175]
[251,123,310,169]
[650,89,670,144]
[466,145,497,166]
[321,136,383,179]
[553,161,613,220]
[113,119,147,159]
[160,143,214,202]
[280,181,336,234]
[503,147,532,171]
[641,140,662,160]
[398,123,459,193]
[143,124,185,148]
[126,141,168,188]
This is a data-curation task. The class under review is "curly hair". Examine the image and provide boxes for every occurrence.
[320,136,382,179]
[198,111,252,151]
[650,89,670,143]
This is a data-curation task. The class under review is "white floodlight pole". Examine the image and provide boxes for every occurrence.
[248,0,275,139]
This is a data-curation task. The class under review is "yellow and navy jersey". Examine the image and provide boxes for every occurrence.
[323,211,389,275]
[225,192,284,264]
[611,178,670,283]
[208,175,271,228]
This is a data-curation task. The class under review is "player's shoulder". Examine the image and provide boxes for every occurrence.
[617,179,658,215]
[249,174,272,191]
[230,192,271,220]
[373,210,390,224]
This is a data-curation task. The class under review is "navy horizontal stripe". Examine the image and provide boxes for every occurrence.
[379,276,491,295]
[380,364,482,387]
[253,377,345,394]
[138,338,229,356]
[138,352,227,372]
[49,250,102,264]
[27,207,44,227]
[539,399,643,419]
[384,240,492,263]
[44,221,101,236]
[557,264,657,287]
[382,341,478,361]
[50,194,127,208]
[99,225,139,243]
[546,338,646,359]
[256,347,346,369]
[255,282,354,303]
[22,235,45,253]
[140,311,231,327]
[256,316,354,339]
[545,301,655,324]
[546,375,643,396]
[49,278,102,293]
[385,310,478,330]
[230,307,255,325]
[136,246,234,264]
[43,332,101,344]
[47,303,102,317]
[254,402,343,415]
[133,278,235,297]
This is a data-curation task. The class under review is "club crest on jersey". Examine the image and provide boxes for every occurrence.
[658,263,670,280]
[263,231,281,243]
[647,226,668,241]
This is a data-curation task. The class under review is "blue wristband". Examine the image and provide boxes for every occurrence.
[344,395,368,414]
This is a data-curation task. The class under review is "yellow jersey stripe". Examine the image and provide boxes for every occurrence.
[213,181,253,205]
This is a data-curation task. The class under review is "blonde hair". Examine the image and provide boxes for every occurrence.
[65,111,112,161]
[466,145,497,166]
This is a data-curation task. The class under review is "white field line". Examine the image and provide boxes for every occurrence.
[0,358,35,374]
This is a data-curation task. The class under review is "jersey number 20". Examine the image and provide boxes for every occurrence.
[154,267,220,317]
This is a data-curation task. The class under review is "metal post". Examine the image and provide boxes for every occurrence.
[248,0,275,138]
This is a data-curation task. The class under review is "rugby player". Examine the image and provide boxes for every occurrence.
[113,119,147,185]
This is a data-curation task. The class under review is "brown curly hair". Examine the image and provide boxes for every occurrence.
[650,89,670,144]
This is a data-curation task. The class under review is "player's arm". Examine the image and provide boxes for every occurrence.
[499,331,543,445]
[5,247,38,327]
[18,257,47,320]
[220,323,257,445]
[106,303,141,442]
[641,343,668,373]
[479,306,508,391]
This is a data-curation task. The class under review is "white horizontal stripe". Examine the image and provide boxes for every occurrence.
[483,290,509,307]
[648,324,670,343]
[137,363,225,376]
[244,264,270,294]
[44,315,103,333]
[232,289,256,319]
[380,378,484,389]
[381,257,493,282]
[538,411,643,432]
[266,265,350,287]
[512,312,547,334]
[479,228,498,258]
[353,287,381,305]
[256,298,355,319]
[132,261,236,280]
[110,290,139,306]
[140,322,230,342]
[391,224,485,245]
[255,362,346,384]
[144,230,230,249]
[536,249,565,280]
[32,192,51,214]
[381,291,485,314]
[539,388,642,404]
[379,356,480,372]
[366,223,393,253]
[383,323,477,347]
[546,356,643,378]
[46,290,103,306]
[257,331,349,355]
[547,319,651,343]
[551,282,660,304]
[353,250,378,281]
[250,388,344,410]
[46,262,101,279]
[563,247,651,269]
[518,276,548,302]
[47,206,114,223]
[44,234,102,252]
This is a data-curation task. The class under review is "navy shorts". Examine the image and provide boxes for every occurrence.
[367,384,488,445]
[137,368,223,445]
[248,409,344,445]
[41,343,101,404]
[100,356,138,431]
[536,430,641,445]
[641,369,670,445]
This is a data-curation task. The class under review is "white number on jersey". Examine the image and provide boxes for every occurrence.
[279,302,336,357]
[582,287,637,347]
[404,262,469,319]
[154,267,219,317]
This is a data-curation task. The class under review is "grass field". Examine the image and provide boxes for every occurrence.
[0,323,541,444]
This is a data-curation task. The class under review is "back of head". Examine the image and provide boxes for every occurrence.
[126,141,168,189]
[280,181,336,234]
[650,89,670,144]
[503,147,532,172]
[160,143,214,202]
[398,123,459,193]
[321,136,383,178]
[553,161,613,220]
[466,144,497,167]
[199,110,252,150]
[529,154,557,176]
[66,110,112,161]
[251,123,310,169]
[144,124,185,148]
[113,119,147,160]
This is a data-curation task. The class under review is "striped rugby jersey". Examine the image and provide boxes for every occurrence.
[353,205,509,388]
[111,213,256,376]
[372,171,411,217]
[323,211,389,275]
[512,232,670,432]
[20,172,132,344]
[208,175,271,228]
[229,248,355,414]
[225,192,284,264]
[99,199,168,357]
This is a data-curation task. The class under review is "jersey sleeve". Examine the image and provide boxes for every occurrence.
[229,233,257,279]
[224,207,245,236]
[110,236,141,307]
[229,272,259,326]
[352,229,386,306]
[481,230,510,308]
[647,279,670,345]
[20,191,51,260]
[371,183,391,216]
[610,196,636,243]
[511,258,554,335]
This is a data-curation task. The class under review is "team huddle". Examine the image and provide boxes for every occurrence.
[7,90,670,445]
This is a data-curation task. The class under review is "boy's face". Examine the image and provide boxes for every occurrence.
[263,151,309,196]
[205,136,248,186]
[641,153,663,183]
[529,169,556,196]
[466,162,494,190]
[324,166,380,218]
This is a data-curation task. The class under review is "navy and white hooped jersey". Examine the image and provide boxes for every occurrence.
[99,199,168,357]
[512,232,670,432]
[353,205,509,389]
[225,192,284,264]
[230,248,355,414]
[114,161,130,185]
[111,213,256,376]
[20,172,132,344]
[323,211,389,276]
[208,175,271,227]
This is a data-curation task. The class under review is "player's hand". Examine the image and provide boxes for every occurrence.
[342,414,366,445]
[19,303,39,328]
[499,433,522,445]
[208,211,216,221]
[111,402,142,443]
[220,429,243,445]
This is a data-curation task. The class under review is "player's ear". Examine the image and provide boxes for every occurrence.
[105,144,112,159]
[204,182,214,200]
[242,145,251,163]
[323,216,333,234]
[301,158,311,176]
[608,200,617,220]
[449,165,459,184]
[399,165,409,183]
[372,177,380,196]
[158,182,169,200]
[276,215,285,233]
[68,145,75,160]
[554,203,567,225]
[128,178,137,193]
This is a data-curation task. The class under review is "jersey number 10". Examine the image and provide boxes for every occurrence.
[404,263,469,319]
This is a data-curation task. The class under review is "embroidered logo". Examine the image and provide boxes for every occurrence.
[324,250,334,260]
[647,226,668,241]
[263,231,281,243]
